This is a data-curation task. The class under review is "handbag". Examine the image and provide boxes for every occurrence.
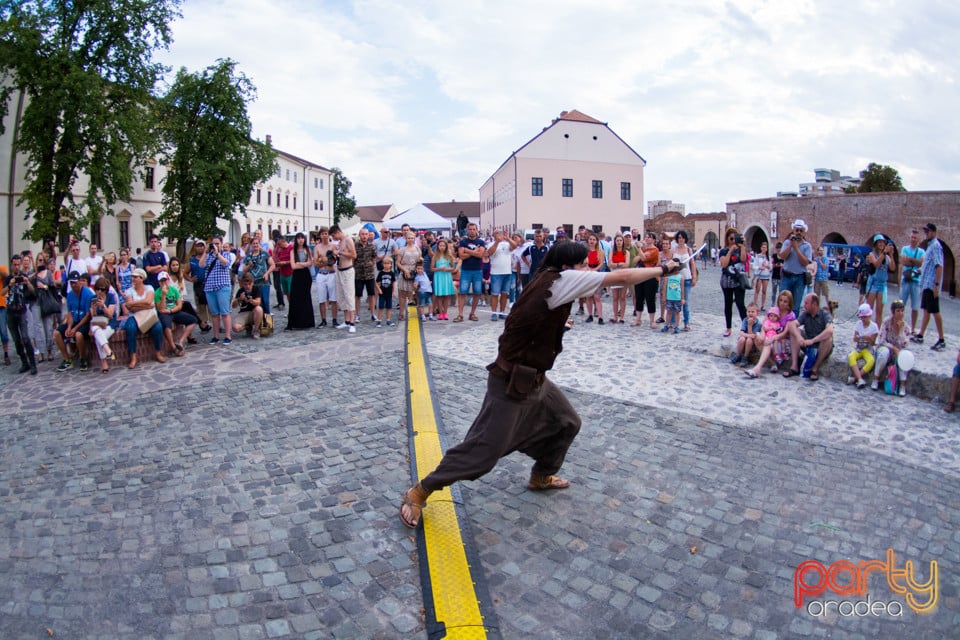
[133,308,159,334]
[38,288,62,317]
[90,315,110,328]
[260,313,274,337]
[736,269,752,289]
[883,364,900,395]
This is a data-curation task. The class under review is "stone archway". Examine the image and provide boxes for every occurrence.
[703,231,719,254]
[744,225,768,253]
[822,231,847,245]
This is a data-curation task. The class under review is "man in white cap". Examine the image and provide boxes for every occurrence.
[777,220,813,316]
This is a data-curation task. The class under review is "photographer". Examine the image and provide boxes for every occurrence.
[777,219,813,316]
[718,228,748,337]
[2,255,37,374]
[201,237,234,345]
[231,275,264,338]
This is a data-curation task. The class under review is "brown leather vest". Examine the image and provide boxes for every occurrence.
[493,268,570,373]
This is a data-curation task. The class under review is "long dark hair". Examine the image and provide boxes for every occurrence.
[538,242,588,274]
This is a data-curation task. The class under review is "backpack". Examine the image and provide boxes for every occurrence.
[6,280,26,313]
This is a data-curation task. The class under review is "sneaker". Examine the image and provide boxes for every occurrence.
[57,359,73,372]
[209,337,220,344]
[870,379,879,391]
[673,326,680,334]
[252,328,260,340]
[348,325,356,333]
[371,314,377,322]
[336,322,349,329]
[319,319,327,327]
[585,315,594,323]
[491,314,497,321]
[911,334,924,344]
[856,379,867,389]
[428,315,436,321]
[661,325,670,333]
[222,338,232,345]
[847,375,855,385]
[386,321,396,326]
[931,339,946,352]
[576,308,584,315]
[730,354,741,364]
[79,359,89,372]
[899,387,907,397]
[597,318,605,325]
[376,321,382,328]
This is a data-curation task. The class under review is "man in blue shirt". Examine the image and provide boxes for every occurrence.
[913,222,945,351]
[54,271,95,372]
[455,223,486,321]
[521,230,550,285]
[778,219,813,316]
[142,234,168,289]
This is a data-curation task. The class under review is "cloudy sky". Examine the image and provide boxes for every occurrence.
[157,0,959,214]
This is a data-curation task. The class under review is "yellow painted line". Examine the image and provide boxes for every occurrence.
[406,314,493,638]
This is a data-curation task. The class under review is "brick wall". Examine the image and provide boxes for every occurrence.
[727,192,959,293]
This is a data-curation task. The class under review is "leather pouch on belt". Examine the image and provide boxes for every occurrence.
[505,363,539,400]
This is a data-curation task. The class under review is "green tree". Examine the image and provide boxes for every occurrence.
[156,59,277,259]
[332,167,357,226]
[0,0,182,243]
[854,162,906,193]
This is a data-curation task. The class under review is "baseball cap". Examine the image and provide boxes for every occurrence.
[67,270,81,282]
[158,271,169,281]
[872,233,887,244]
[923,222,937,232]
[858,303,873,317]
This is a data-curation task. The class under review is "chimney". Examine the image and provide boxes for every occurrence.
[266,134,272,145]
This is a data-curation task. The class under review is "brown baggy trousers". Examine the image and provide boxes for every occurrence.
[420,371,582,492]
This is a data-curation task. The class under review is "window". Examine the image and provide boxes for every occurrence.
[286,224,291,234]
[293,171,297,183]
[562,179,573,198]
[531,177,543,196]
[119,220,129,249]
[90,221,101,247]
[145,167,155,190]
[320,178,324,190]
[592,180,603,199]
[314,177,318,188]
[256,189,261,204]
[292,196,297,210]
[319,200,324,211]
[285,169,290,181]
[246,223,251,234]
[285,194,289,209]
[144,220,154,240]
[276,167,281,178]
[314,200,318,210]
[268,192,272,206]
[621,182,631,200]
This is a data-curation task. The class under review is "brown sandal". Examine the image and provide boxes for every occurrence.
[468,314,479,321]
[453,316,464,323]
[399,484,429,528]
[527,474,570,491]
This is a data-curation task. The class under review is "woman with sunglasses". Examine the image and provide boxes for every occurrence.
[90,279,120,372]
[719,228,748,337]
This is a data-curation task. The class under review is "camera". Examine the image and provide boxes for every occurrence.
[733,233,744,245]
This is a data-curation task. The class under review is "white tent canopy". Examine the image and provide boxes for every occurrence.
[384,204,452,233]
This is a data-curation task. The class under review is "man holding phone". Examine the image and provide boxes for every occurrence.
[2,254,37,374]
[778,219,813,316]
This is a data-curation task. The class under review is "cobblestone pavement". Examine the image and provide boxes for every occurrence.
[1,273,958,639]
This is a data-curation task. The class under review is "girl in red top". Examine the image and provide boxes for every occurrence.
[608,234,629,323]
[584,233,605,324]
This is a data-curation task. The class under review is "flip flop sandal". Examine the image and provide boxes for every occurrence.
[399,486,428,529]
[744,370,758,379]
[527,475,570,491]
[809,372,819,381]
[469,314,479,321]
[782,369,799,378]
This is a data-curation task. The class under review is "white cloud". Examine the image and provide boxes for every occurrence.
[157,0,960,212]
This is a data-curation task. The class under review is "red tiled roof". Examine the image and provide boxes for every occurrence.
[555,109,603,124]
[356,205,393,221]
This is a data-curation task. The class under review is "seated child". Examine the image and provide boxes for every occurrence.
[731,302,763,366]
[847,303,878,388]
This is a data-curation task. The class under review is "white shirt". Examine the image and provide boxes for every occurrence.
[85,255,104,284]
[547,270,605,309]
[489,239,513,275]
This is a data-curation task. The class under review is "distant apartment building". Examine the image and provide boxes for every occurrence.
[479,110,646,238]
[798,168,860,196]
[647,199,685,218]
[1,86,330,260]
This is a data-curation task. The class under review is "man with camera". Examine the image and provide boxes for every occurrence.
[312,227,339,327]
[231,274,264,338]
[899,229,925,336]
[2,254,38,374]
[778,219,813,316]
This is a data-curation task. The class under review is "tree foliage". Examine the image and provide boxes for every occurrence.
[332,167,357,226]
[0,0,182,242]
[157,59,277,259]
[853,162,906,193]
